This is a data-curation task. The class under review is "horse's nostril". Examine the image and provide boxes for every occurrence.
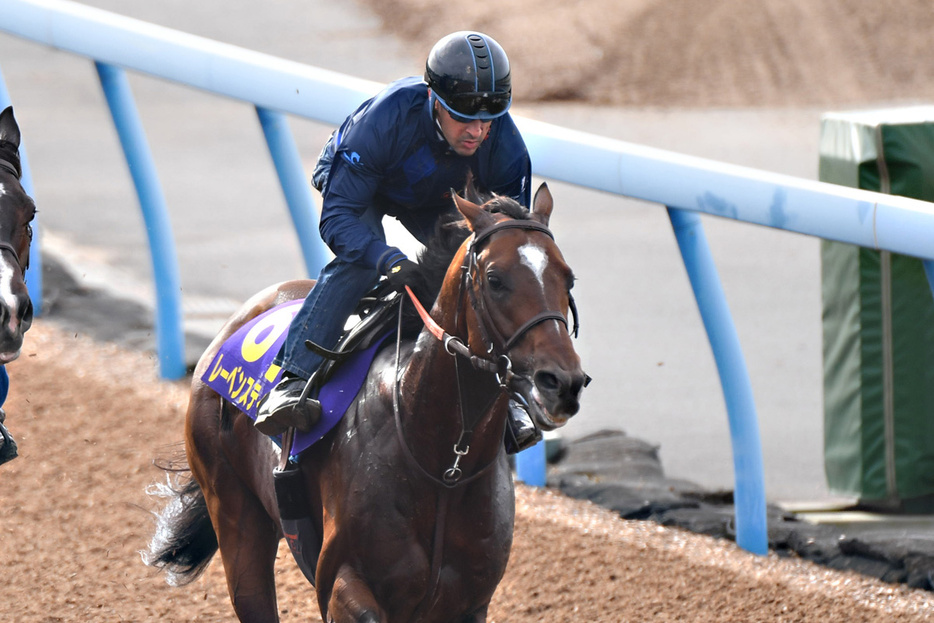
[20,296,33,327]
[534,371,560,394]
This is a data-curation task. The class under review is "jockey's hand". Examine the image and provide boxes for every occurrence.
[386,259,420,292]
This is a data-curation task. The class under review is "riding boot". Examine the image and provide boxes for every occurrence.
[504,399,542,455]
[255,374,322,436]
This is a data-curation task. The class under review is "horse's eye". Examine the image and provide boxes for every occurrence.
[486,273,506,292]
[25,224,32,240]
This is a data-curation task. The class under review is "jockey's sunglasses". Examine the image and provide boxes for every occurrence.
[437,91,510,123]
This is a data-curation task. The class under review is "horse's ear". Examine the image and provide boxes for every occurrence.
[0,107,21,149]
[463,170,484,205]
[453,190,496,233]
[530,182,553,226]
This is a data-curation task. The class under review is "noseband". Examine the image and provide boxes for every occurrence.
[0,242,27,276]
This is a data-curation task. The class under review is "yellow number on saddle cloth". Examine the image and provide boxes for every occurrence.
[204,300,303,417]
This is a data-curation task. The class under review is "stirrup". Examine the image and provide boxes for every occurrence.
[254,375,322,436]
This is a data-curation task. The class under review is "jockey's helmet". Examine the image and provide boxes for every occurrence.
[425,32,512,121]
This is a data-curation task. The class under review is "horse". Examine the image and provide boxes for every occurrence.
[0,106,37,466]
[146,182,588,622]
[0,107,35,362]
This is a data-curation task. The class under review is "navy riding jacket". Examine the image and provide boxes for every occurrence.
[312,76,532,271]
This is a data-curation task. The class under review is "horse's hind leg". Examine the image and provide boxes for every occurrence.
[211,487,281,623]
[187,394,281,622]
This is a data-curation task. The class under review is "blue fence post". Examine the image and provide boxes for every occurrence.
[0,62,43,316]
[95,61,186,379]
[667,207,768,555]
[515,440,547,486]
[255,106,329,277]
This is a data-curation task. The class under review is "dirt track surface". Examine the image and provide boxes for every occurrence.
[364,0,934,108]
[2,321,932,621]
[6,2,934,621]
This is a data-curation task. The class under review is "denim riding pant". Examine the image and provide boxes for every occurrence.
[273,208,383,379]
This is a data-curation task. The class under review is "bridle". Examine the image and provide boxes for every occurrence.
[464,219,580,354]
[0,241,27,276]
[0,140,22,180]
[0,159,18,179]
[393,217,581,486]
[0,150,30,277]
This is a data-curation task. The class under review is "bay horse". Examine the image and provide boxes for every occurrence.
[0,107,35,362]
[0,106,37,465]
[146,183,588,622]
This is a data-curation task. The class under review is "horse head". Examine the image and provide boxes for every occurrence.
[450,183,589,431]
[0,107,36,362]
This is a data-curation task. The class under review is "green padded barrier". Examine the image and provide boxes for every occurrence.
[819,107,934,511]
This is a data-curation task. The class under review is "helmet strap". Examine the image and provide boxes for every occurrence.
[428,92,447,140]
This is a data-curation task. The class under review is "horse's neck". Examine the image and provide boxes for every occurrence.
[398,306,506,477]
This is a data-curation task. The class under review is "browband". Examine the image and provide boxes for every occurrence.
[470,219,553,249]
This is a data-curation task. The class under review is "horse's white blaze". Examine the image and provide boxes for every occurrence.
[519,242,548,290]
[0,251,19,333]
[518,241,566,336]
[0,181,24,356]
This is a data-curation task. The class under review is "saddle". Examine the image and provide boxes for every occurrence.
[301,285,402,397]
[202,284,404,456]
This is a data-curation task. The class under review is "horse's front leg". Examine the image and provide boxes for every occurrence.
[327,564,387,623]
[462,605,489,623]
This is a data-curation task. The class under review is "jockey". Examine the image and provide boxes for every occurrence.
[256,31,541,452]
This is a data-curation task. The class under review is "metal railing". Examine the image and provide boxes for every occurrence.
[4,0,934,555]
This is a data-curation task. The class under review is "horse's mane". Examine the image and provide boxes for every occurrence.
[398,192,531,337]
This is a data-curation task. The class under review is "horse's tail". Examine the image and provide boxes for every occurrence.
[142,454,218,587]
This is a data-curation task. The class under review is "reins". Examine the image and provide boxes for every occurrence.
[403,284,500,375]
[392,293,502,488]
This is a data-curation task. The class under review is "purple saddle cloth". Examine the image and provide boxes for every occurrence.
[202,299,389,456]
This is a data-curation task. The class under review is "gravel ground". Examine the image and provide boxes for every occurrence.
[1,321,932,621]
